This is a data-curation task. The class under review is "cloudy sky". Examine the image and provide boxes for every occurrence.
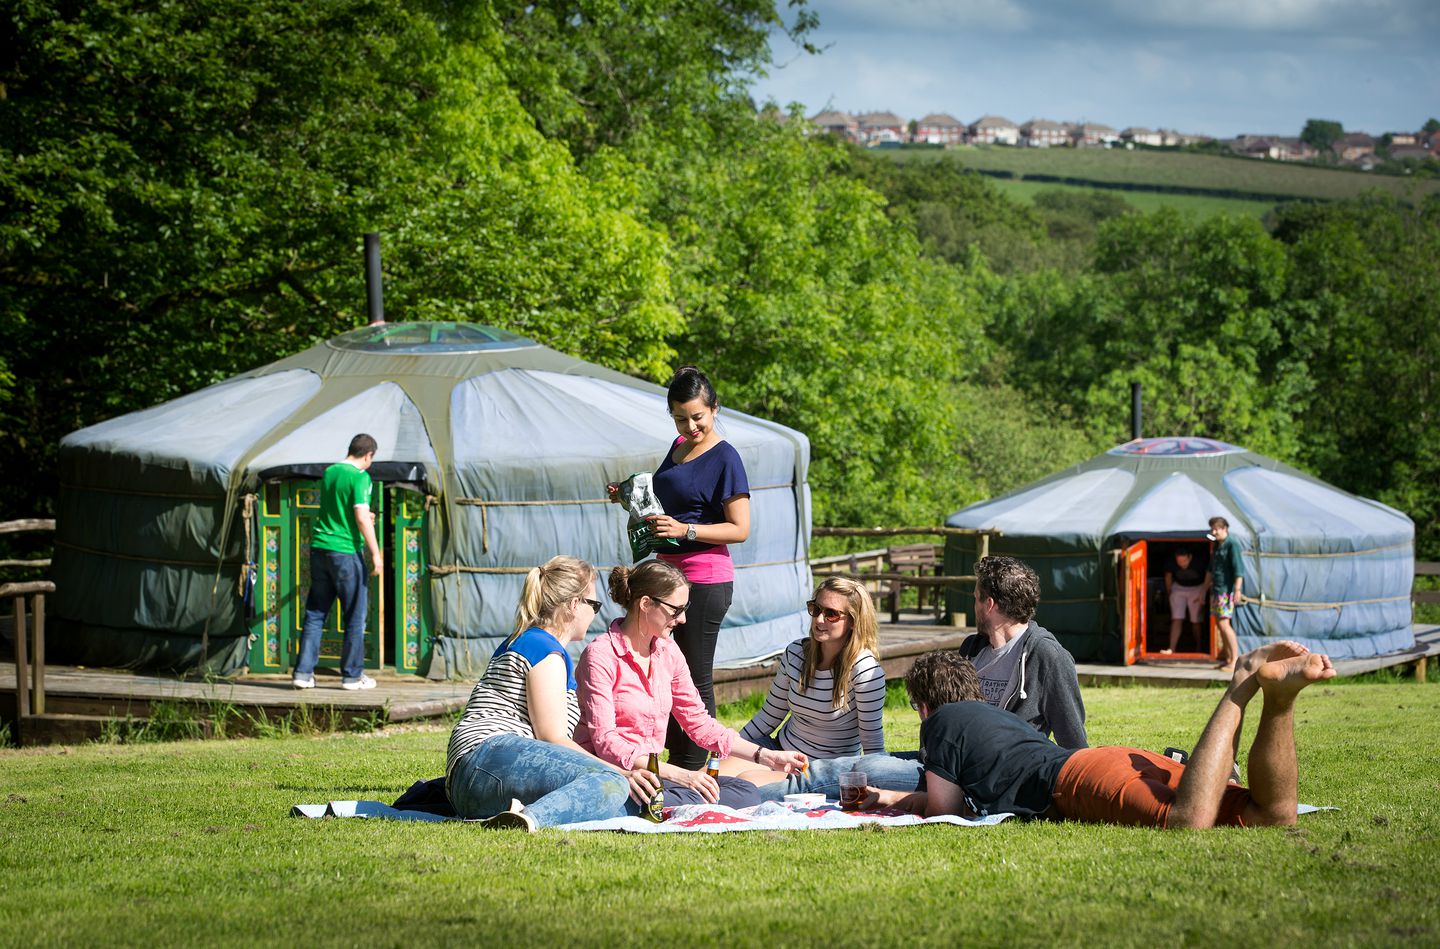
[751,0,1440,138]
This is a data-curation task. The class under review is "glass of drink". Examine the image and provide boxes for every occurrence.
[839,772,867,812]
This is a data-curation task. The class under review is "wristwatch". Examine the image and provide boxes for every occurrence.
[685,524,697,542]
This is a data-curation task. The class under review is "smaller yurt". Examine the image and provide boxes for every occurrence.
[944,437,1414,663]
[54,322,812,678]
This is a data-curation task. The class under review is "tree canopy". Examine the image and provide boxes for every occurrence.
[4,0,1439,562]
[1300,118,1345,154]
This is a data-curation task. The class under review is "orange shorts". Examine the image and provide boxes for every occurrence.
[1052,747,1252,828]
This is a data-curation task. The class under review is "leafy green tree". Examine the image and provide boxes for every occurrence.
[1032,188,1135,243]
[993,196,1440,555]
[0,0,678,518]
[628,115,996,526]
[1300,118,1345,154]
[1273,195,1440,556]
[843,151,1046,273]
[486,0,816,158]
[996,210,1309,455]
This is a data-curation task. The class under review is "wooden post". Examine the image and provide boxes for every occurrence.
[1416,656,1429,682]
[377,569,386,673]
[978,531,990,561]
[13,594,28,719]
[32,594,45,715]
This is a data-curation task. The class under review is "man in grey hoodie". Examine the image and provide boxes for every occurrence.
[956,556,1088,748]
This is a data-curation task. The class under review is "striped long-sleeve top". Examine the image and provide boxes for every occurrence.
[738,639,886,758]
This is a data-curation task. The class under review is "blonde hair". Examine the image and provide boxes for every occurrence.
[801,577,881,710]
[507,555,599,644]
[609,559,688,610]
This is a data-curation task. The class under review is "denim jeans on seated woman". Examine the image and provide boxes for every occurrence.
[447,733,629,828]
[754,751,924,802]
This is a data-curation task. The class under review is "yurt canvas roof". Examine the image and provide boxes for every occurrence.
[55,322,812,675]
[944,437,1413,661]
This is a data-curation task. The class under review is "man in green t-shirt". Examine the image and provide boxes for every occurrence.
[293,434,383,691]
[1207,516,1245,673]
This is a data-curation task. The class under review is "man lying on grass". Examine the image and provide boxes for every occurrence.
[863,642,1335,828]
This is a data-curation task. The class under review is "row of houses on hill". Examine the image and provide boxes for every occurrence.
[811,111,1440,166]
[811,110,1209,148]
[1234,130,1440,168]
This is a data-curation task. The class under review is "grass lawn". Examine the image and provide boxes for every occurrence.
[891,146,1440,204]
[989,177,1277,220]
[2,680,1438,947]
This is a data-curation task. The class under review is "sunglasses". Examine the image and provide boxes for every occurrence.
[806,601,846,623]
[581,598,603,613]
[652,596,689,618]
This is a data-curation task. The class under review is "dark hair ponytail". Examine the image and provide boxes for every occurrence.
[667,366,718,410]
[609,560,687,610]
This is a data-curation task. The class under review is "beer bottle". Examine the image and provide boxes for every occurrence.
[643,751,664,823]
[705,754,721,780]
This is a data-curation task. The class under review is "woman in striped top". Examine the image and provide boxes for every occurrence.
[445,556,661,831]
[733,577,887,767]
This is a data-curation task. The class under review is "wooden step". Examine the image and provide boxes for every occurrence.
[13,713,113,746]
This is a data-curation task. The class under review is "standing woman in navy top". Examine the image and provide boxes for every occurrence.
[645,367,751,771]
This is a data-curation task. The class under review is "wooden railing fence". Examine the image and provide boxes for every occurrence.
[2,519,56,721]
[809,526,1000,624]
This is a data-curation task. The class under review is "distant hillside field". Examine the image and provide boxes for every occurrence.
[891,146,1440,204]
[989,177,1277,219]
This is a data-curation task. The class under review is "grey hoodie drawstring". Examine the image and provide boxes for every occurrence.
[1014,640,1028,705]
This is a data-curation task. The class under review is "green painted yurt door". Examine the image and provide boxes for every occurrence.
[247,481,383,674]
[390,487,433,675]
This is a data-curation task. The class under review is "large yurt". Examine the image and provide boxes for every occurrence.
[943,437,1413,663]
[53,322,812,678]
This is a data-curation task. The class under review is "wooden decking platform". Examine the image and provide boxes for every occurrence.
[0,664,472,744]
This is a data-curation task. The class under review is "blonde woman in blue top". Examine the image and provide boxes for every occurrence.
[445,555,660,831]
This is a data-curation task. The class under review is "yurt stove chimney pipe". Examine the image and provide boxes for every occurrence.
[364,232,385,325]
[1130,381,1142,440]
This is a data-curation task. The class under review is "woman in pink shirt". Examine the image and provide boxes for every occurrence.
[575,560,807,810]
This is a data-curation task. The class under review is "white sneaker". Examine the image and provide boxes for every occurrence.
[480,799,537,833]
[341,674,377,691]
[292,674,315,690]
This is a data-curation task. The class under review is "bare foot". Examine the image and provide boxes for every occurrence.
[1256,652,1336,701]
[1230,640,1308,688]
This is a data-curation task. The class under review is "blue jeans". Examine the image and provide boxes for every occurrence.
[447,734,630,828]
[295,549,368,681]
[755,751,924,802]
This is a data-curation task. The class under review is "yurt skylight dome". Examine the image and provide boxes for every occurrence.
[327,321,537,354]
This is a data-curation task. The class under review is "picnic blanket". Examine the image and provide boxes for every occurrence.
[290,798,1333,830]
[291,801,452,822]
[289,798,1012,831]
[556,801,1011,833]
